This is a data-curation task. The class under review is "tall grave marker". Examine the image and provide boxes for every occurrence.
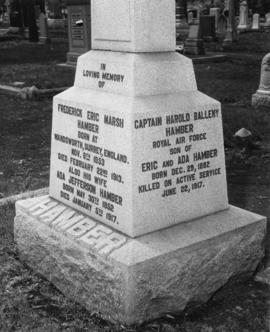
[251,13,260,31]
[223,0,237,48]
[15,0,266,324]
[252,53,270,107]
[237,0,249,31]
[66,0,91,66]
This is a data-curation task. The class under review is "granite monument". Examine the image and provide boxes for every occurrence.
[15,0,266,324]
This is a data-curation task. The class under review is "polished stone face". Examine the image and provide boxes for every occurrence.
[91,0,176,52]
[49,51,228,237]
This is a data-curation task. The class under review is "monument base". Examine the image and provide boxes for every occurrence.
[15,196,266,325]
[252,91,270,108]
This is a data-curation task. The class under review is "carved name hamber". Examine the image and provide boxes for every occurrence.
[18,196,127,257]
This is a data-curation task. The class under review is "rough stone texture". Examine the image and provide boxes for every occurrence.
[252,92,270,108]
[15,196,266,324]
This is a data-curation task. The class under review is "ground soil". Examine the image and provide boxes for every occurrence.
[0,35,270,331]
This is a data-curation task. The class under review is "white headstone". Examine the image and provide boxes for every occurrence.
[252,53,270,107]
[265,13,270,26]
[237,0,248,30]
[251,13,260,30]
[210,7,221,31]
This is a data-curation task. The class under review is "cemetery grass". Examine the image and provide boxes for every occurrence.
[0,40,74,89]
[0,39,270,330]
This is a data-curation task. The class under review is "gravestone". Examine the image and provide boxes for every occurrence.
[66,0,91,66]
[176,0,189,43]
[217,14,227,35]
[39,13,49,44]
[237,0,249,31]
[251,13,260,31]
[15,0,266,324]
[188,10,194,24]
[265,13,270,27]
[200,15,216,41]
[184,19,205,55]
[223,0,237,49]
[252,53,270,107]
[210,7,220,31]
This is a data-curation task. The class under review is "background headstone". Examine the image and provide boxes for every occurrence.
[184,20,205,55]
[210,7,221,31]
[66,0,91,66]
[252,53,270,107]
[265,12,270,27]
[188,10,194,24]
[251,13,260,30]
[27,0,39,42]
[223,0,237,49]
[217,13,227,35]
[200,15,216,41]
[176,0,189,43]
[237,0,249,31]
[38,12,49,44]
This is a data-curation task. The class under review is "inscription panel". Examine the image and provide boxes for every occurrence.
[50,92,133,235]
[75,59,129,93]
[50,87,228,236]
[71,12,85,48]
[131,104,228,234]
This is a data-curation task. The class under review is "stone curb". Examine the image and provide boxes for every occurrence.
[0,84,69,100]
[191,54,227,64]
[30,87,70,100]
[0,187,49,207]
[0,84,21,96]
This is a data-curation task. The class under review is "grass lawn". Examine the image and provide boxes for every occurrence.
[0,40,74,89]
[0,33,270,331]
